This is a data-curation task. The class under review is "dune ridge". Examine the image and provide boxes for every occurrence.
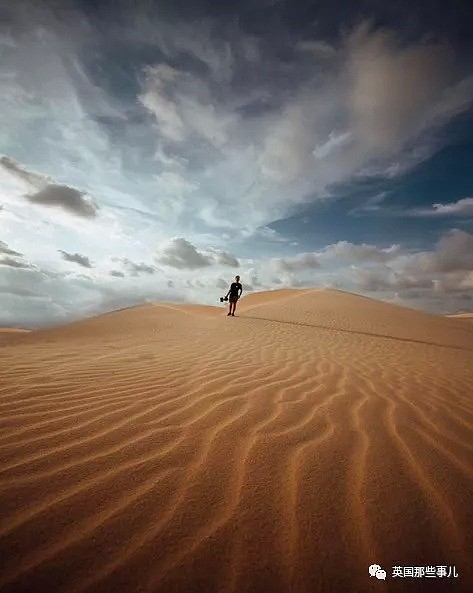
[0,289,472,593]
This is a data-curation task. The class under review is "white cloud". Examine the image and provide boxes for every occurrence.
[313,131,351,160]
[431,197,473,215]
[346,230,473,312]
[1,4,473,324]
[403,229,473,274]
[138,64,234,148]
[346,22,456,154]
[412,197,473,217]
[154,171,199,196]
[321,241,401,262]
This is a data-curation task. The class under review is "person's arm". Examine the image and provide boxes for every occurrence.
[238,284,243,298]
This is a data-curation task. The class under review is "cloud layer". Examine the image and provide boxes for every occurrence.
[1,1,472,325]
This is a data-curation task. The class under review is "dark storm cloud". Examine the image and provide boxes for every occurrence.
[58,250,93,268]
[26,185,98,218]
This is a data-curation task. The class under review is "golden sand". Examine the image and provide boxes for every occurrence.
[0,289,472,593]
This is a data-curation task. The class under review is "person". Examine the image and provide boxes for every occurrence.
[225,275,242,316]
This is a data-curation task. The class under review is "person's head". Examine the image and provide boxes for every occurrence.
[235,275,240,282]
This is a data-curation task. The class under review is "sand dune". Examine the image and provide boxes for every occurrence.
[0,328,31,346]
[0,289,472,593]
[448,313,473,324]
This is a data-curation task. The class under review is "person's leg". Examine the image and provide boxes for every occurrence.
[231,301,236,315]
[227,300,232,315]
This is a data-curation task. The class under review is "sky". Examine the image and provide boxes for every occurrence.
[1,0,473,328]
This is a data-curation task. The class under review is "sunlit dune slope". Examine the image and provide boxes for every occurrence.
[0,328,31,346]
[0,289,472,593]
[447,313,473,323]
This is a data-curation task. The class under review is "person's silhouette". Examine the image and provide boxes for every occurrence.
[225,275,242,316]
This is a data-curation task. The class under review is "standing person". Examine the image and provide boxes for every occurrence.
[225,275,242,316]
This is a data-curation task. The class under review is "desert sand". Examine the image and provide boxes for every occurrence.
[447,313,473,323]
[0,328,30,347]
[0,288,472,593]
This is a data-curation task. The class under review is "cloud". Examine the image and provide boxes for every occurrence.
[138,63,234,148]
[347,23,457,154]
[214,250,240,267]
[1,155,100,220]
[347,230,473,312]
[0,239,22,257]
[0,240,35,269]
[0,256,34,269]
[0,284,47,298]
[156,238,214,269]
[1,4,473,325]
[156,237,239,269]
[431,197,473,216]
[247,226,289,243]
[271,252,320,272]
[313,131,351,160]
[110,270,125,278]
[4,7,471,242]
[413,229,473,273]
[348,192,389,216]
[154,171,199,195]
[0,262,178,328]
[26,184,98,218]
[321,241,401,262]
[121,258,156,275]
[295,40,337,58]
[0,155,50,188]
[58,250,93,268]
[410,197,473,217]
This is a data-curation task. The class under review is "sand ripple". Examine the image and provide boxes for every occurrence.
[0,290,472,593]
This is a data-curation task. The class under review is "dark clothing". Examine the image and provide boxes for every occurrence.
[229,282,242,298]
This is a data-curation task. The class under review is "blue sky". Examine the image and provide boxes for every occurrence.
[1,0,472,327]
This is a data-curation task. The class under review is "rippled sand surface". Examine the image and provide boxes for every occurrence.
[1,289,472,593]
